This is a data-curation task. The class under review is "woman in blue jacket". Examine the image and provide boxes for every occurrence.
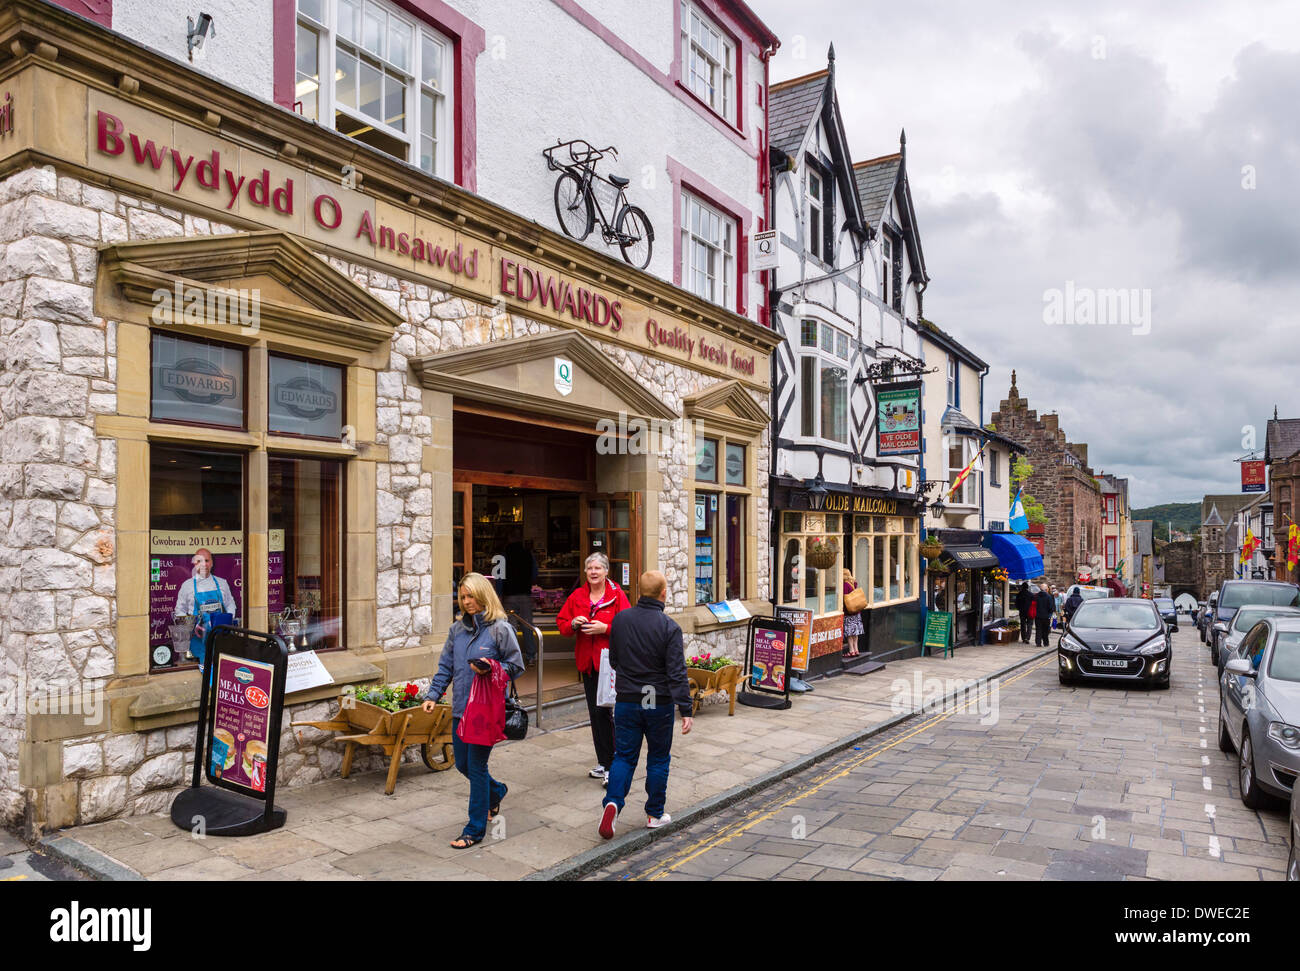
[423,572,524,848]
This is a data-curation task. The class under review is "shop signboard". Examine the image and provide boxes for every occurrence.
[924,611,954,657]
[775,606,812,673]
[1242,460,1266,493]
[738,616,795,711]
[876,382,921,456]
[171,627,288,836]
[750,230,778,271]
[809,613,844,659]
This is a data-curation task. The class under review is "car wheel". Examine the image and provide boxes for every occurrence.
[1218,709,1234,753]
[1239,729,1268,810]
[1155,675,1170,690]
[1058,672,1074,686]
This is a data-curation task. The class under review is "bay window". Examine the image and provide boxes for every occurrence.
[681,190,737,309]
[799,320,849,444]
[779,511,841,616]
[946,436,979,506]
[296,0,452,178]
[680,1,737,124]
[851,516,917,608]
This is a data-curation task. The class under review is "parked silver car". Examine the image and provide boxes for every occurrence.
[1214,605,1300,672]
[1218,616,1300,808]
[1290,782,1299,882]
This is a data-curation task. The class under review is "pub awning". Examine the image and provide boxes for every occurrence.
[937,544,1000,570]
[984,532,1044,581]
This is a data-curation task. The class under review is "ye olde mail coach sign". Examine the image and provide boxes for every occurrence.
[11,78,766,386]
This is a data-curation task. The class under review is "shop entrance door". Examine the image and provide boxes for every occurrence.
[583,493,641,600]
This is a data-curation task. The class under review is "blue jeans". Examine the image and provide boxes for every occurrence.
[451,718,507,841]
[603,701,675,819]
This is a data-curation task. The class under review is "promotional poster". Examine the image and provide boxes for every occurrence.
[148,531,244,668]
[210,655,275,794]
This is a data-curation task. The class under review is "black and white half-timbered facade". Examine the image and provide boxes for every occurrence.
[766,49,928,672]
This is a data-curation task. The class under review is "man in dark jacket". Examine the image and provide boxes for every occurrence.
[598,570,693,839]
[1063,588,1084,623]
[1015,583,1031,643]
[1034,583,1056,647]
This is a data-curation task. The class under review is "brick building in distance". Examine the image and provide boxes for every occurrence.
[990,373,1102,587]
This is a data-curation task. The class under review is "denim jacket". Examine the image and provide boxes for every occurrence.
[427,613,524,718]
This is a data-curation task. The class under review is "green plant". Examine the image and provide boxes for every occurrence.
[686,652,737,671]
[1010,455,1048,528]
[343,681,424,712]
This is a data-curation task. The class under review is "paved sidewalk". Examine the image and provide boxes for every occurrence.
[42,643,1047,881]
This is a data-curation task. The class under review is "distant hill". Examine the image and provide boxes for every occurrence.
[1132,503,1201,542]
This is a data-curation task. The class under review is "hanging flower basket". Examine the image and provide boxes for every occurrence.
[806,537,839,570]
[919,537,944,561]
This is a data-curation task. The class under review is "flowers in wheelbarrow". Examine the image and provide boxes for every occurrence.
[686,652,737,672]
[343,681,426,712]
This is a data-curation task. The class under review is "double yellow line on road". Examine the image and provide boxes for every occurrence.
[637,657,1055,881]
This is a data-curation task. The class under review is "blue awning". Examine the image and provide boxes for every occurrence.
[984,532,1044,581]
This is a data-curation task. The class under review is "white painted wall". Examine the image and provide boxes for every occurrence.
[111,0,275,102]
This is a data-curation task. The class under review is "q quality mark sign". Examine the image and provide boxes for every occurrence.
[555,357,573,396]
[750,230,778,271]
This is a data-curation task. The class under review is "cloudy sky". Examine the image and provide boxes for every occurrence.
[763,1,1300,507]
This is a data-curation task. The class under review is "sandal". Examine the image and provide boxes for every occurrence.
[449,836,482,849]
[489,785,508,819]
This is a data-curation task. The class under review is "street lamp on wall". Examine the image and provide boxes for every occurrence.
[805,474,828,511]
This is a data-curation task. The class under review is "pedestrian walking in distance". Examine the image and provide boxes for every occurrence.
[1015,582,1031,643]
[1033,582,1055,647]
[556,553,630,786]
[1064,587,1084,623]
[598,570,693,839]
[423,572,524,849]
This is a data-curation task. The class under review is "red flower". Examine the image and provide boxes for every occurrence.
[404,683,418,695]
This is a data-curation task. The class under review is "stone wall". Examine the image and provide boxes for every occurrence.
[991,377,1102,588]
[1,162,770,829]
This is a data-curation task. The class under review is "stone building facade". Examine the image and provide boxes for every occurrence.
[989,375,1101,588]
[0,5,779,834]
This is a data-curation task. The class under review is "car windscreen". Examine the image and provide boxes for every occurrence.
[1154,599,1174,610]
[1221,584,1300,609]
[1231,609,1278,633]
[1079,589,1111,601]
[1072,602,1159,630]
[1268,632,1300,682]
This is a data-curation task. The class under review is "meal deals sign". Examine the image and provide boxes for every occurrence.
[46,83,766,386]
[876,383,921,456]
[750,627,789,691]
[209,654,275,794]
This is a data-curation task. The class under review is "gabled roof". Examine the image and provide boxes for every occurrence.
[939,406,1027,454]
[1203,504,1225,527]
[769,69,827,159]
[852,153,901,230]
[1265,417,1300,463]
[768,49,867,241]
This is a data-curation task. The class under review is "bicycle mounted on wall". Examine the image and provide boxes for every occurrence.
[543,138,654,269]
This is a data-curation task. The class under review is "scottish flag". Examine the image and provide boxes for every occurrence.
[1009,487,1029,533]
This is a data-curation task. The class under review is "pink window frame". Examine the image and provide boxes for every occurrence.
[673,0,745,133]
[668,157,751,318]
[273,0,484,192]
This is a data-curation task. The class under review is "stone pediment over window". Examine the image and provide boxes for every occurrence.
[411,330,677,425]
[98,231,403,351]
[683,379,770,437]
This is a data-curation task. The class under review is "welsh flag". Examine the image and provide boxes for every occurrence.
[1289,524,1299,572]
[946,443,986,500]
[1240,529,1258,565]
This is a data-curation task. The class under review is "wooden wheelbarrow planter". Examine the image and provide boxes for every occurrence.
[686,664,742,716]
[291,697,455,795]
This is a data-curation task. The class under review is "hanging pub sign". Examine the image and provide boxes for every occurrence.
[737,616,796,710]
[875,382,922,456]
[171,627,289,836]
[1242,460,1266,493]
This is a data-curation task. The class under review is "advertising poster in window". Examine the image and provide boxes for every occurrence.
[148,531,243,668]
[267,528,285,617]
[209,655,275,793]
[775,606,812,672]
[751,628,788,692]
[876,383,921,456]
[809,612,844,659]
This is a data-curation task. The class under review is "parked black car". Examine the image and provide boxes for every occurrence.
[1058,598,1172,689]
[1154,597,1178,631]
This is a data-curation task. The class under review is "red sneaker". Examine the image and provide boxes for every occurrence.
[598,802,618,840]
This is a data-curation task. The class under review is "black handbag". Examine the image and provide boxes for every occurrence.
[503,679,528,740]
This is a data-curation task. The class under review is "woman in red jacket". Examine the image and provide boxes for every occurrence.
[556,552,630,785]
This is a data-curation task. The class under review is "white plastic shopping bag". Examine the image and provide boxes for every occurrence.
[596,648,617,708]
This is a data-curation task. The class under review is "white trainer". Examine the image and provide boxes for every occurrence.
[646,812,671,829]
[588,765,606,778]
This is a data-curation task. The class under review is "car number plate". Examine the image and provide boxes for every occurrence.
[1093,658,1128,668]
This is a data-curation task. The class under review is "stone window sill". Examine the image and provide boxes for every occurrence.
[124,651,383,732]
[677,599,772,635]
